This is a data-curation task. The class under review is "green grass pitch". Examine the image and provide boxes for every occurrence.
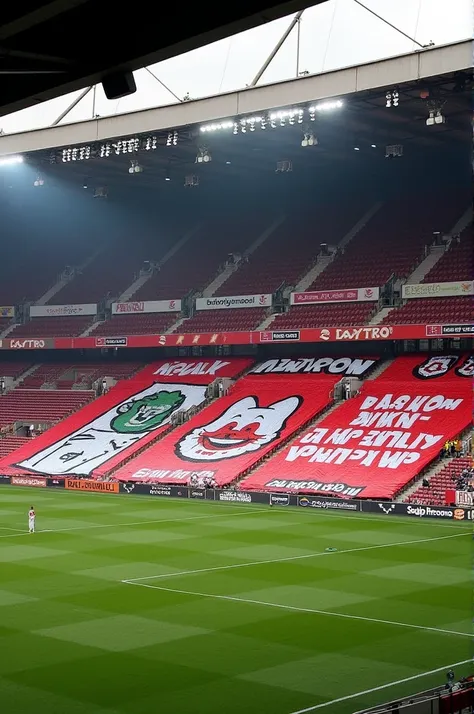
[0,486,471,714]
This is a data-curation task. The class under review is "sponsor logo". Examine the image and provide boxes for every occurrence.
[116,302,144,313]
[65,479,119,493]
[404,281,474,299]
[123,483,135,493]
[413,355,458,380]
[149,486,172,497]
[427,324,474,337]
[197,294,271,310]
[96,337,128,347]
[298,496,358,511]
[251,357,376,377]
[405,505,454,519]
[260,331,301,342]
[158,335,166,346]
[453,508,465,521]
[270,493,290,506]
[292,288,379,305]
[217,491,252,503]
[378,503,396,515]
[334,326,393,341]
[10,339,47,349]
[189,489,205,499]
[0,306,14,318]
[320,329,330,341]
[11,476,47,487]
[176,394,300,462]
[111,390,185,434]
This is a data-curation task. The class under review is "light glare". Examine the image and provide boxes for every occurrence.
[0,155,23,166]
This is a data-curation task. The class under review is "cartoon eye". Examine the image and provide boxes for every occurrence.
[116,402,133,414]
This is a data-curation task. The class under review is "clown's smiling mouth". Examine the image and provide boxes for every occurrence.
[200,434,254,451]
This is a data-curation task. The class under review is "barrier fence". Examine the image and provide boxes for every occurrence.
[1,475,473,522]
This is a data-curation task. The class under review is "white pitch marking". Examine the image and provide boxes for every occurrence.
[0,525,25,532]
[122,530,469,583]
[122,580,472,639]
[0,507,266,540]
[288,658,473,713]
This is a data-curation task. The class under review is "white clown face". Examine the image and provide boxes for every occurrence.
[176,395,301,461]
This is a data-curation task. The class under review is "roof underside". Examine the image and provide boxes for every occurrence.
[0,0,327,117]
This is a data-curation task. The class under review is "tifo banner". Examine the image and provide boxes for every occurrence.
[112,300,181,314]
[403,281,474,299]
[250,356,378,377]
[112,371,343,485]
[64,479,119,493]
[195,294,272,311]
[30,304,97,318]
[291,287,379,305]
[240,355,472,499]
[0,358,252,478]
[0,306,14,318]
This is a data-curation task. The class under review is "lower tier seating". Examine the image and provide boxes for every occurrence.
[0,435,29,458]
[406,457,472,506]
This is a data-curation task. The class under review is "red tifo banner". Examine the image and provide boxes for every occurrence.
[0,358,252,478]
[1,323,473,350]
[240,354,473,499]
[111,357,378,485]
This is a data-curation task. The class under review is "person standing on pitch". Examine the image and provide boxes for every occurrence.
[28,506,36,533]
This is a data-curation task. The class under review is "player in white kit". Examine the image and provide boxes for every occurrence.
[28,506,35,533]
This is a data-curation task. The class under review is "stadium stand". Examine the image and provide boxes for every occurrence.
[0,435,29,458]
[240,355,472,499]
[421,225,472,283]
[18,361,144,389]
[90,313,178,337]
[175,307,267,334]
[0,362,34,380]
[382,295,473,325]
[0,389,94,426]
[406,456,472,507]
[8,315,94,338]
[270,302,376,329]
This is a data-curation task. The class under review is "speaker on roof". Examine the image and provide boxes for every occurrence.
[102,71,136,100]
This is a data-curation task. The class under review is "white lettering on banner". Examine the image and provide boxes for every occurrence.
[291,287,379,305]
[10,339,46,349]
[403,281,474,299]
[251,357,376,376]
[153,360,230,377]
[267,479,363,496]
[195,294,272,310]
[30,304,97,317]
[284,391,464,471]
[131,468,214,482]
[112,300,181,314]
[334,326,393,341]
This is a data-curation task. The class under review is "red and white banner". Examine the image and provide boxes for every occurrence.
[112,370,346,485]
[403,281,474,299]
[30,304,97,318]
[112,300,181,315]
[291,287,379,305]
[0,358,252,479]
[195,294,272,310]
[241,355,472,499]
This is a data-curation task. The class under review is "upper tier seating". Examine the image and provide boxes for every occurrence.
[0,389,94,426]
[382,296,473,325]
[406,457,472,507]
[20,364,69,388]
[422,226,473,284]
[306,197,465,291]
[270,302,376,329]
[133,213,269,301]
[215,201,365,296]
[176,308,267,333]
[91,313,177,337]
[8,316,93,338]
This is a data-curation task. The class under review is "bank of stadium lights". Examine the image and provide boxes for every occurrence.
[0,154,24,167]
[62,146,91,162]
[195,147,211,163]
[128,159,143,174]
[426,99,446,126]
[200,100,344,134]
[166,131,178,146]
[301,132,317,147]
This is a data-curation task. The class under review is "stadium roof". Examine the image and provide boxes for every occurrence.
[0,0,327,118]
[0,39,471,160]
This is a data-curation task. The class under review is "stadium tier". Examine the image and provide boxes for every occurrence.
[240,354,472,499]
[177,307,268,333]
[8,315,94,338]
[0,435,29,458]
[0,389,94,426]
[90,313,178,337]
[382,295,474,325]
[270,302,376,329]
[406,456,472,506]
[17,361,144,389]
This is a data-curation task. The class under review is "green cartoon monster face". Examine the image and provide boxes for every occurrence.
[110,390,185,434]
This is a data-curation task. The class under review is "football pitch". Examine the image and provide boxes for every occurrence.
[0,487,471,714]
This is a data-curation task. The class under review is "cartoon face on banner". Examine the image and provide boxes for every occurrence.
[17,383,207,476]
[455,355,474,378]
[176,395,301,461]
[110,391,186,434]
[413,355,459,379]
